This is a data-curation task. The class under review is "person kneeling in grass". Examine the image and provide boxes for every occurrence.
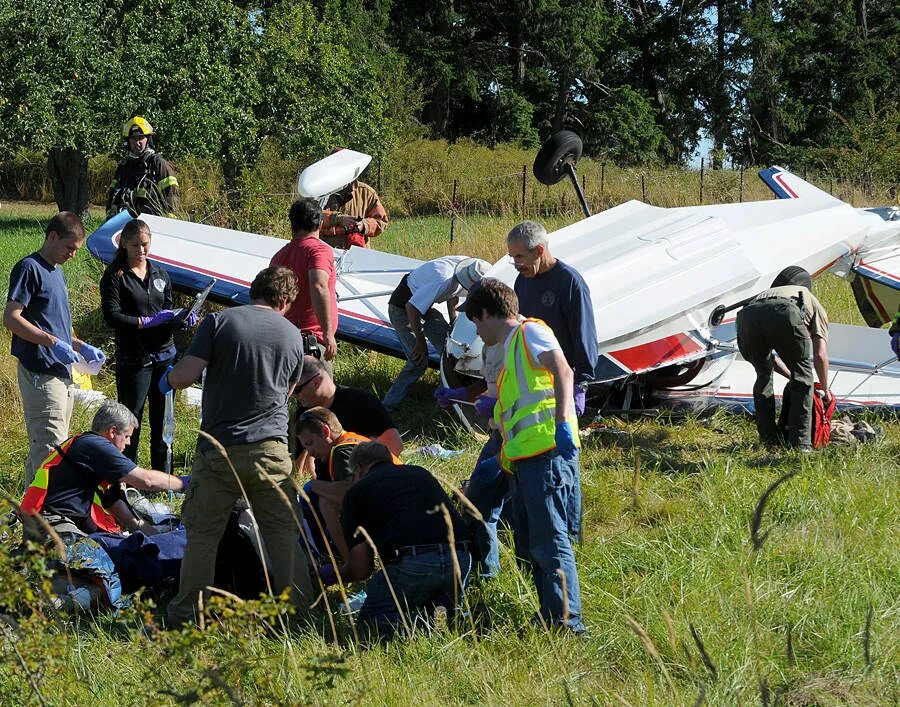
[319,442,472,639]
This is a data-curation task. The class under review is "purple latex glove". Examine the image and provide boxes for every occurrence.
[474,395,498,418]
[50,339,79,364]
[319,563,338,587]
[139,309,176,329]
[158,365,174,395]
[892,332,900,360]
[434,386,468,409]
[178,476,191,493]
[573,387,586,417]
[79,342,106,364]
[554,421,578,460]
[184,309,200,328]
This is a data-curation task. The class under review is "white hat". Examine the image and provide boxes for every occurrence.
[453,258,490,291]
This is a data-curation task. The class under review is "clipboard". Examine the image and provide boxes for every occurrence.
[175,278,216,326]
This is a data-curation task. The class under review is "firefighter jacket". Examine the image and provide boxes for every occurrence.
[106,149,179,217]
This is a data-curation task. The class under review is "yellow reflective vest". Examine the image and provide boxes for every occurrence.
[496,319,580,472]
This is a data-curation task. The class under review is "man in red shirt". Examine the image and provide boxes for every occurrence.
[271,198,338,368]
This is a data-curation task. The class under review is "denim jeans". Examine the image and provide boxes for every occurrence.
[382,304,449,409]
[466,454,508,578]
[359,545,472,639]
[510,450,585,632]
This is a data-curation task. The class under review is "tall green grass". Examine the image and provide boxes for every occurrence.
[0,204,897,705]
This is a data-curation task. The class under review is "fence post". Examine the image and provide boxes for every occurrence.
[641,174,646,202]
[450,178,458,244]
[700,157,705,205]
[600,163,606,203]
[521,164,527,217]
[739,168,744,203]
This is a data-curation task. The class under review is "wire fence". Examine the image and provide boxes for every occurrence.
[2,149,896,243]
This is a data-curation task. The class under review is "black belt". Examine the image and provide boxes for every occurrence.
[389,541,470,561]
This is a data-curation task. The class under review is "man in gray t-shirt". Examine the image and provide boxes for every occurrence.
[161,266,313,627]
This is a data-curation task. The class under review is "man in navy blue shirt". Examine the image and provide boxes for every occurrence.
[506,220,597,543]
[506,220,598,416]
[4,213,106,485]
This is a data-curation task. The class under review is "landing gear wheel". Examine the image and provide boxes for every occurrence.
[533,130,583,186]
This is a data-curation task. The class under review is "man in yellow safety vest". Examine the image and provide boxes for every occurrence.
[462,279,585,633]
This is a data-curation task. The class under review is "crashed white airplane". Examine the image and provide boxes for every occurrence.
[86,135,900,419]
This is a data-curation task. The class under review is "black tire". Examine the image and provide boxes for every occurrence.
[533,130,583,186]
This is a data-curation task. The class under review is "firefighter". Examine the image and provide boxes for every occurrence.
[106,116,179,218]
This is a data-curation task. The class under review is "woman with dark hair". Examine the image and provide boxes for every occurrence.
[99,219,195,469]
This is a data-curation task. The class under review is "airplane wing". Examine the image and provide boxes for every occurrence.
[761,168,900,327]
[846,207,900,327]
[87,212,439,362]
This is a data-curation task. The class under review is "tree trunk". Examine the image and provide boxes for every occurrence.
[47,147,89,218]
[551,66,572,133]
[424,82,452,139]
[711,0,728,169]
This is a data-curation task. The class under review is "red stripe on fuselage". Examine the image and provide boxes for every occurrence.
[607,333,704,372]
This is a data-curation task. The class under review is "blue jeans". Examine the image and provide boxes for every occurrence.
[382,304,449,409]
[510,450,585,632]
[465,435,509,578]
[359,545,472,639]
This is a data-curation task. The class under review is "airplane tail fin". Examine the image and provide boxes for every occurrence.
[758,166,838,202]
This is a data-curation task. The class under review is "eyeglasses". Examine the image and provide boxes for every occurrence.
[295,374,320,393]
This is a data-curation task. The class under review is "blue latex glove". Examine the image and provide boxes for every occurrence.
[50,339,79,364]
[434,386,468,409]
[573,387,586,417]
[474,395,497,418]
[554,421,578,460]
[319,563,338,587]
[178,476,191,493]
[139,309,176,329]
[158,365,175,394]
[78,342,106,364]
[892,332,900,360]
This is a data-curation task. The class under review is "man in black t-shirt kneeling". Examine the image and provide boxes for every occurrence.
[319,442,472,639]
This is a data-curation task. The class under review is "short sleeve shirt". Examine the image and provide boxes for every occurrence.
[503,319,562,359]
[341,463,468,556]
[7,252,73,378]
[270,237,338,343]
[42,433,136,521]
[407,256,467,314]
[754,285,829,341]
[188,305,305,451]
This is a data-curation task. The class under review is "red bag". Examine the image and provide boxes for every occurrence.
[812,382,837,449]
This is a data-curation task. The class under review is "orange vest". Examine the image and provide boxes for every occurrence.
[327,431,401,480]
[21,434,122,533]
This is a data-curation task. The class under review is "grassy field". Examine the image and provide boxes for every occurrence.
[0,202,897,705]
